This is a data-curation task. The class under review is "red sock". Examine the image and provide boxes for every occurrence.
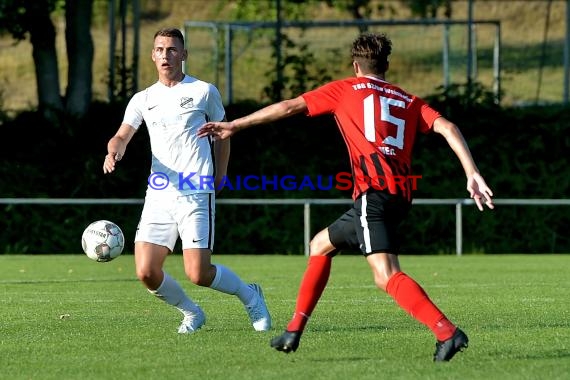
[286,256,332,332]
[386,271,456,341]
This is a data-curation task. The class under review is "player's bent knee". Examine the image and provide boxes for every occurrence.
[309,230,335,256]
[309,241,332,256]
[185,270,214,287]
[135,267,162,288]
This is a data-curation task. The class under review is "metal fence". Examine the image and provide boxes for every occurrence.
[183,0,570,106]
[183,19,502,104]
[2,198,569,256]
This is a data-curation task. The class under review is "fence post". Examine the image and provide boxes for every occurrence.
[224,25,233,104]
[456,201,463,256]
[304,201,311,256]
[493,22,502,104]
[562,0,570,104]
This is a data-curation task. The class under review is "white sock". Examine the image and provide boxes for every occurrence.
[210,264,255,305]
[148,271,200,316]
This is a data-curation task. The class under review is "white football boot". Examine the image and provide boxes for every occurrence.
[245,284,272,331]
[177,307,206,334]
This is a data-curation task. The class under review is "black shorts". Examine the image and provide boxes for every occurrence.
[328,190,411,256]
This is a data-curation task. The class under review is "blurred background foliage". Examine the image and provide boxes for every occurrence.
[0,0,569,254]
[1,89,568,254]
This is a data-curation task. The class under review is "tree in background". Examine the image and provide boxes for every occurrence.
[229,0,453,25]
[0,0,93,129]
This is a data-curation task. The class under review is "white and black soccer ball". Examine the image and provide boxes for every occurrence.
[81,220,125,262]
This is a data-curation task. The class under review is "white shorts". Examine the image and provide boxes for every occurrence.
[135,193,215,251]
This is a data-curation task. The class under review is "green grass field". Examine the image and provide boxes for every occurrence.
[1,254,569,380]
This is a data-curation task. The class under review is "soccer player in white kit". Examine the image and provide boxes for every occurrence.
[103,28,271,334]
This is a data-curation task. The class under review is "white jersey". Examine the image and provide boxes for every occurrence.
[123,75,225,198]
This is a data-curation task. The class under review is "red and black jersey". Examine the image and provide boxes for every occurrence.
[302,76,440,200]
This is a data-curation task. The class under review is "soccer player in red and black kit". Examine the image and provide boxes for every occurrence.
[198,32,494,362]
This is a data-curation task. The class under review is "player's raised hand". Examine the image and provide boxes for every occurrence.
[103,152,122,174]
[467,172,494,211]
[198,121,237,140]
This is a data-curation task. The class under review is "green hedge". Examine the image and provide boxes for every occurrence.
[1,100,569,254]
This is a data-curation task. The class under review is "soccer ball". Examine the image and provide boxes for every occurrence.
[81,220,125,262]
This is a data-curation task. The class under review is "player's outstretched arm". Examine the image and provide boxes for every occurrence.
[103,123,137,174]
[197,96,308,140]
[433,117,494,211]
